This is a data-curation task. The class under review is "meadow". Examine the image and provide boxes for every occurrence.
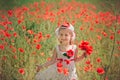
[0,0,120,80]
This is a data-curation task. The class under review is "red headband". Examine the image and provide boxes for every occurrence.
[60,23,70,28]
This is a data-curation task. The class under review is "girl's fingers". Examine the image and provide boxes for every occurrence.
[84,52,87,58]
[37,68,40,72]
[36,65,43,72]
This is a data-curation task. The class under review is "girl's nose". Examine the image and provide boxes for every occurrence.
[62,35,65,39]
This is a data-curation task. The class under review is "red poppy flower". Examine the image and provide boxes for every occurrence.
[36,44,41,50]
[18,68,25,75]
[57,62,63,67]
[38,32,43,39]
[79,41,93,55]
[85,59,91,64]
[80,27,84,30]
[89,27,94,31]
[22,6,29,11]
[4,31,11,38]
[66,49,74,58]
[46,34,51,38]
[84,66,90,72]
[0,44,4,50]
[64,59,71,65]
[18,48,24,53]
[2,56,7,61]
[13,32,17,37]
[18,20,22,24]
[116,40,120,44]
[22,26,26,31]
[63,68,69,76]
[110,35,114,40]
[13,55,17,59]
[97,35,102,40]
[27,30,34,35]
[63,50,74,59]
[57,67,63,73]
[96,57,101,63]
[8,10,13,17]
[97,67,105,75]
[117,30,120,34]
[101,31,107,37]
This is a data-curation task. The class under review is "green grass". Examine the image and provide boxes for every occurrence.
[0,0,120,80]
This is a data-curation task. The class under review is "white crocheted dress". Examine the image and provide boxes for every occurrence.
[35,45,78,80]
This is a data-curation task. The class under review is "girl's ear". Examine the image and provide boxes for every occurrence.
[58,38,60,41]
[58,38,62,44]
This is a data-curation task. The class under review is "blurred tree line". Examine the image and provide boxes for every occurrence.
[0,0,119,11]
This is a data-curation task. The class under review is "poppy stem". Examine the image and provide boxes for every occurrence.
[103,15,118,79]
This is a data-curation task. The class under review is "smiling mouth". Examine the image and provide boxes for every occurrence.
[60,40,67,43]
[61,39,67,41]
[60,41,62,44]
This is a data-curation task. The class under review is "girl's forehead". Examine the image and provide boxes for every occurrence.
[59,28,71,33]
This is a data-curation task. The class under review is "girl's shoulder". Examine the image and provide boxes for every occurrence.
[55,45,59,49]
[54,45,59,52]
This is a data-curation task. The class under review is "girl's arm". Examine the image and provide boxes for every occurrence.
[36,48,57,71]
[74,48,86,62]
[41,49,57,68]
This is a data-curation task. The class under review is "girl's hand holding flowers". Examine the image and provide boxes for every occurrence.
[82,50,87,58]
[79,41,93,57]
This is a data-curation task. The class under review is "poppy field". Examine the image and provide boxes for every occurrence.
[0,0,120,80]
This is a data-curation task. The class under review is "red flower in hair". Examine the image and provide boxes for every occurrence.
[61,22,70,28]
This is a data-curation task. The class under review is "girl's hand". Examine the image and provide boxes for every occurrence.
[83,51,87,58]
[36,65,43,72]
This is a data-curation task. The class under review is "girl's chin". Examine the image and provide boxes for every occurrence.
[60,42,69,45]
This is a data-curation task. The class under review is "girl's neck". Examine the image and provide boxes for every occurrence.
[59,44,71,51]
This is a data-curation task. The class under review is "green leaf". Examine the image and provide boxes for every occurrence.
[63,53,67,56]
[63,53,70,59]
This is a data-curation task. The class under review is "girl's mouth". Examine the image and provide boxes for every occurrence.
[60,41,62,44]
[61,39,67,41]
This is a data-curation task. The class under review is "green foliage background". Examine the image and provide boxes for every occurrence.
[0,0,120,80]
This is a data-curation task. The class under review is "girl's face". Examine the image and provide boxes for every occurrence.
[58,28,72,45]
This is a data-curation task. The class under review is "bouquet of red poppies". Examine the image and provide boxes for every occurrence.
[79,41,93,56]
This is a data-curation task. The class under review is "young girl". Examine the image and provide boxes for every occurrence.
[35,23,87,80]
